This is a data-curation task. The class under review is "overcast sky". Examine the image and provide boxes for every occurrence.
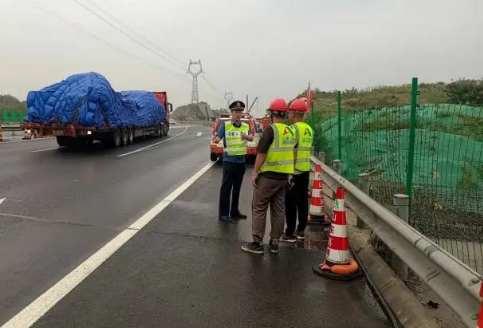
[0,0,481,116]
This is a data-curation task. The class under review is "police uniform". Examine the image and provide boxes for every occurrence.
[216,100,251,223]
[282,121,314,241]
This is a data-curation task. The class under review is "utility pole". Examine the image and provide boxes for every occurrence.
[223,91,233,117]
[187,60,203,104]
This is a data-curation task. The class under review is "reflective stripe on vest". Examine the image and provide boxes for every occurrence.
[260,123,296,174]
[224,121,249,156]
[293,122,314,172]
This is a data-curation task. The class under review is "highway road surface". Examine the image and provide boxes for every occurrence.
[0,124,392,328]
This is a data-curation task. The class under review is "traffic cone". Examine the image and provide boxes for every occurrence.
[308,164,330,226]
[313,187,362,281]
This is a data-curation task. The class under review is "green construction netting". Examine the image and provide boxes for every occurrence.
[315,103,483,220]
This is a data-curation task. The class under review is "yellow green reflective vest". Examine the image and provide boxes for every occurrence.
[260,123,296,174]
[292,122,314,172]
[224,121,250,156]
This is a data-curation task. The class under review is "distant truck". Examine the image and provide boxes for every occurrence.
[210,114,258,162]
[22,72,173,148]
[23,91,172,148]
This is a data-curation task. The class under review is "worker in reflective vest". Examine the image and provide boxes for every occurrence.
[213,100,253,223]
[280,98,314,242]
[241,98,296,255]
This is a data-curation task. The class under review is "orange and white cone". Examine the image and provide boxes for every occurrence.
[313,187,362,281]
[308,164,330,226]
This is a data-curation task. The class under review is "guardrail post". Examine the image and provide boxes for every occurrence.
[333,159,341,174]
[357,173,370,229]
[393,193,409,280]
[316,151,325,164]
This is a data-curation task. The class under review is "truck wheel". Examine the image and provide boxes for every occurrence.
[210,153,218,162]
[156,126,162,138]
[57,136,69,147]
[128,128,134,144]
[121,128,129,147]
[113,129,121,148]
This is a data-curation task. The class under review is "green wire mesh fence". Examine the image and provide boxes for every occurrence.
[312,81,483,274]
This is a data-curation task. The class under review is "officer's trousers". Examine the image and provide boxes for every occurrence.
[284,171,310,235]
[219,161,246,217]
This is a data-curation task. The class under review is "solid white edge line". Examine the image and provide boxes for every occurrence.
[117,126,188,158]
[0,161,215,328]
[0,137,55,145]
[0,198,5,206]
[31,147,63,153]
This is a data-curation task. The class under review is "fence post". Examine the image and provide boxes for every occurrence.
[337,91,342,160]
[393,193,409,280]
[405,77,418,198]
[357,173,370,229]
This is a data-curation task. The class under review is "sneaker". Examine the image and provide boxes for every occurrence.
[267,240,279,254]
[231,212,248,220]
[280,233,297,243]
[241,242,264,255]
[296,231,305,241]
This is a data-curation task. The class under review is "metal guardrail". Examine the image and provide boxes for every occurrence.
[0,122,22,131]
[310,155,482,328]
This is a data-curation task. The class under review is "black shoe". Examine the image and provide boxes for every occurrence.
[280,233,297,243]
[219,216,234,223]
[296,231,305,241]
[231,212,247,220]
[241,242,264,254]
[268,240,279,254]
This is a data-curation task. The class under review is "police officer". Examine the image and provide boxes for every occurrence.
[241,98,296,254]
[214,100,254,223]
[280,98,314,242]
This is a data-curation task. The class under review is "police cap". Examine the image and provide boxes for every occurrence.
[229,100,246,112]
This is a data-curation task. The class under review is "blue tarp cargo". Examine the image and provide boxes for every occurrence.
[26,72,166,129]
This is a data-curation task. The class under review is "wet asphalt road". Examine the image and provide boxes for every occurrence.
[0,127,392,328]
[0,125,212,325]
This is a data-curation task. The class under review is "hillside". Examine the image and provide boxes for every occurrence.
[0,94,27,122]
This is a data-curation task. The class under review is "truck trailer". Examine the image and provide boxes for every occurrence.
[22,72,173,148]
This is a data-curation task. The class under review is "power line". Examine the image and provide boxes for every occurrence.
[24,0,187,80]
[71,0,227,100]
[70,0,188,77]
[81,0,187,71]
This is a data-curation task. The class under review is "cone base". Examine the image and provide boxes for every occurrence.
[307,214,331,226]
[312,260,363,281]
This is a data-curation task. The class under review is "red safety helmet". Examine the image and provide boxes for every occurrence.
[289,98,308,112]
[268,98,287,112]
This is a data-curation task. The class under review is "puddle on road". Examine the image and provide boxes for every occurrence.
[278,225,330,251]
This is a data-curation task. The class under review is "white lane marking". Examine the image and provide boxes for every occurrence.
[170,125,189,129]
[117,126,188,158]
[196,132,202,137]
[31,147,63,153]
[0,161,215,328]
[0,198,5,206]
[0,137,55,145]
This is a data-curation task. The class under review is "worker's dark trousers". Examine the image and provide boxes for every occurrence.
[284,171,310,235]
[219,161,246,217]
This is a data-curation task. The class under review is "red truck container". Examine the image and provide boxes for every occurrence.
[22,91,173,148]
